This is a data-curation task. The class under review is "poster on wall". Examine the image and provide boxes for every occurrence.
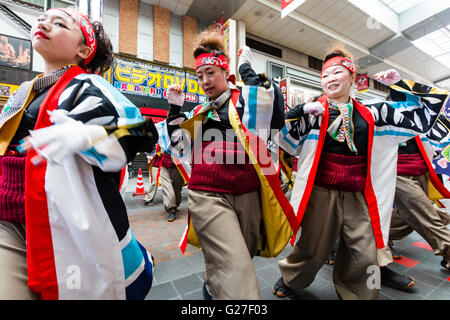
[112,56,207,105]
[0,34,31,69]
[357,73,369,93]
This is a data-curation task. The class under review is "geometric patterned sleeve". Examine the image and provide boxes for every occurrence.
[424,114,450,150]
[58,74,158,170]
[365,79,449,143]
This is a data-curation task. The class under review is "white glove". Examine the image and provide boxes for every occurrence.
[303,102,324,116]
[167,84,185,106]
[19,110,107,165]
[238,45,253,68]
[373,69,401,86]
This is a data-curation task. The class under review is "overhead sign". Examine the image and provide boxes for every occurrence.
[281,0,307,19]
[112,56,208,105]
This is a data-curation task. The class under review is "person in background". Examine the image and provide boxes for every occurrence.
[381,116,450,290]
[144,144,163,206]
[159,149,184,222]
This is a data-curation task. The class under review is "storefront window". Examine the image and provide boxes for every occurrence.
[12,0,75,9]
[51,0,75,8]
[13,0,44,9]
[269,62,284,84]
[289,79,322,106]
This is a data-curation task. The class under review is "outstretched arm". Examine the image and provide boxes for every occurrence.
[366,69,449,144]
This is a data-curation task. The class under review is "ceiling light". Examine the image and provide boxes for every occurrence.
[412,25,450,67]
[380,0,425,14]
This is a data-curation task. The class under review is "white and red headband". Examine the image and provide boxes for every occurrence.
[321,56,355,78]
[52,8,97,65]
[195,53,229,70]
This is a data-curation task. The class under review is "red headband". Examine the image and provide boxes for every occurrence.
[53,8,97,65]
[321,56,355,77]
[195,53,229,70]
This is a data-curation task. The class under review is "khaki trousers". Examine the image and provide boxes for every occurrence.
[390,174,450,260]
[160,167,184,213]
[188,189,261,299]
[278,185,380,300]
[143,167,159,203]
[0,221,39,299]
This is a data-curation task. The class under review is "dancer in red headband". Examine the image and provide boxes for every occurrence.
[157,27,296,299]
[0,8,158,299]
[272,45,449,299]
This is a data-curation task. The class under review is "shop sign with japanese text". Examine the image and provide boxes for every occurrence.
[112,56,207,104]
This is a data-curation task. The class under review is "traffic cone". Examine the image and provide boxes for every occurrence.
[133,168,146,196]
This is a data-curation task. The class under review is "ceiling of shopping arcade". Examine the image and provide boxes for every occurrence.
[145,0,450,90]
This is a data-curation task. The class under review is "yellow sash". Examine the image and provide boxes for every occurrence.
[0,88,36,155]
[183,97,295,257]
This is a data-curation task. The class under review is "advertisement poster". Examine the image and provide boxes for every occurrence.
[112,56,207,105]
[0,34,31,69]
[357,73,369,93]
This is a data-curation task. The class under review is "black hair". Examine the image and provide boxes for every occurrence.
[193,26,229,62]
[81,21,113,75]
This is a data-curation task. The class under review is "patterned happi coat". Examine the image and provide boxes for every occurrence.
[276,79,449,248]
[0,65,158,299]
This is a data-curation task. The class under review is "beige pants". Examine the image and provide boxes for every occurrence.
[0,221,39,299]
[160,167,184,213]
[143,166,159,203]
[377,245,394,267]
[188,189,261,299]
[278,185,380,300]
[390,174,450,260]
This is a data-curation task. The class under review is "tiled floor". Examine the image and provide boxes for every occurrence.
[125,176,450,300]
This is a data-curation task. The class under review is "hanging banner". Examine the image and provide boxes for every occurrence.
[112,56,207,104]
[279,78,289,111]
[281,0,307,19]
[223,19,237,77]
[357,73,369,93]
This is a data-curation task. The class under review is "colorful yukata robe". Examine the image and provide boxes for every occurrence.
[276,79,449,248]
[0,65,158,299]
